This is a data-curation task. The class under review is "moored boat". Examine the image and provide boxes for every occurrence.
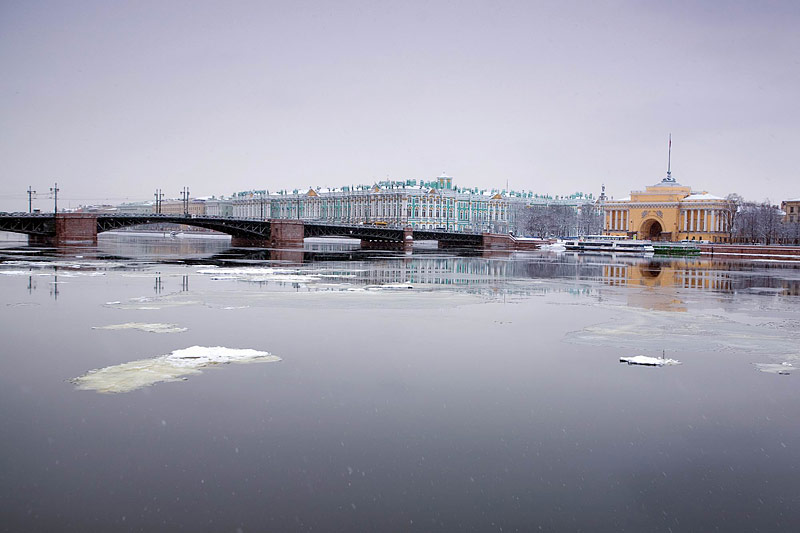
[652,241,701,256]
[564,235,654,255]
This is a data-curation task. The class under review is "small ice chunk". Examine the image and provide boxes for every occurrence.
[620,355,681,366]
[92,323,187,334]
[754,362,793,375]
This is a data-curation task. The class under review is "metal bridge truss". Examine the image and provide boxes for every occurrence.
[1,213,486,246]
[96,215,272,240]
[0,213,55,236]
[304,223,405,242]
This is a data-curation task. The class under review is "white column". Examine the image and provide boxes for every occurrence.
[710,210,715,233]
[682,210,686,232]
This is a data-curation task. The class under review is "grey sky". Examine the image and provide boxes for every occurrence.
[1,0,798,211]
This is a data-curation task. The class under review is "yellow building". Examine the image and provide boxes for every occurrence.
[161,199,206,216]
[603,173,733,242]
[781,198,800,223]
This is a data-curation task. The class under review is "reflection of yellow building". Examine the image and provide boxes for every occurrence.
[602,259,733,311]
[603,171,733,242]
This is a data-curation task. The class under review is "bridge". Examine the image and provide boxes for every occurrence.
[0,212,538,251]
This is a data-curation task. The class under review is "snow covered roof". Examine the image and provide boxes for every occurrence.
[683,193,724,201]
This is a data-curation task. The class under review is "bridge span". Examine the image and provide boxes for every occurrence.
[0,212,542,251]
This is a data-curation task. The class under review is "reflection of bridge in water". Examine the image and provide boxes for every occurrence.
[0,213,537,251]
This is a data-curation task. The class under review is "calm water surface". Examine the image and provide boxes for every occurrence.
[1,233,799,532]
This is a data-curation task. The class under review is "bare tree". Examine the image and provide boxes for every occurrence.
[732,200,784,244]
[577,203,603,236]
[724,193,743,242]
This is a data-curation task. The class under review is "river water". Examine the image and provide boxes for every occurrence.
[1,233,799,532]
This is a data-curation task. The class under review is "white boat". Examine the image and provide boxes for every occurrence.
[564,235,654,255]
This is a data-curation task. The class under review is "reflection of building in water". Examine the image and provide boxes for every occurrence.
[319,257,514,289]
[783,280,800,296]
[602,260,733,292]
[600,259,736,311]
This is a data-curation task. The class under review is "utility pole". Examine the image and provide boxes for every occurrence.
[154,189,164,214]
[49,183,59,213]
[27,186,36,213]
[181,187,190,216]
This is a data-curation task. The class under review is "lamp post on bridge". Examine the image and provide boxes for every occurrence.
[49,183,59,213]
[180,187,190,217]
[154,189,164,214]
[27,186,36,213]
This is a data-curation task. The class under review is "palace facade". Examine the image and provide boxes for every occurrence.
[231,175,515,233]
[229,174,597,234]
[603,173,733,242]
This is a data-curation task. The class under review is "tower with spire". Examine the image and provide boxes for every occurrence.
[662,134,676,183]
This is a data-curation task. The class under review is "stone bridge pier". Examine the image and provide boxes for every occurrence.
[481,232,516,250]
[230,220,305,248]
[29,214,98,245]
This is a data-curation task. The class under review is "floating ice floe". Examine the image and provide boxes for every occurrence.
[92,322,187,334]
[569,304,800,358]
[0,270,51,276]
[753,362,793,375]
[196,266,322,283]
[619,355,681,366]
[71,346,281,393]
[103,295,201,310]
[364,284,414,291]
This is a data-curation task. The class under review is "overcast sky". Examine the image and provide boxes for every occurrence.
[1,0,798,211]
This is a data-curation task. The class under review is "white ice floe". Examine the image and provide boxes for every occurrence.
[72,346,281,393]
[753,362,793,375]
[196,266,322,283]
[92,322,187,334]
[103,296,201,310]
[0,270,51,276]
[364,284,414,291]
[620,355,681,366]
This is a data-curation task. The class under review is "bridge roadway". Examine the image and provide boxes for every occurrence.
[0,213,525,250]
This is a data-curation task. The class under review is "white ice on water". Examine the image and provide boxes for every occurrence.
[568,300,800,375]
[196,266,322,283]
[753,362,793,375]
[619,355,681,366]
[71,346,281,393]
[92,322,187,334]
